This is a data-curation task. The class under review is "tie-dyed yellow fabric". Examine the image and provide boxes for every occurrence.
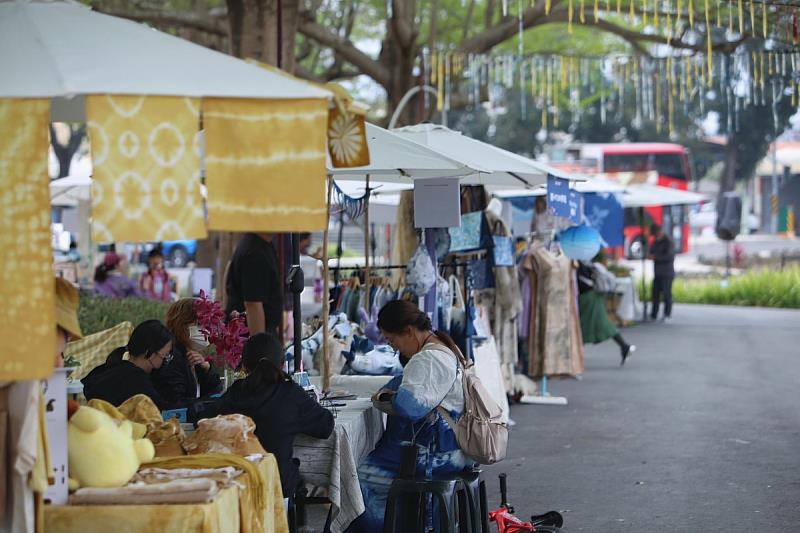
[0,99,55,380]
[85,95,206,243]
[328,105,370,168]
[203,98,328,232]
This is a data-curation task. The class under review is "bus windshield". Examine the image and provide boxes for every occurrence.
[604,153,687,181]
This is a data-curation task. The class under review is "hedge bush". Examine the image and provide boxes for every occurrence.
[638,266,800,309]
[78,292,171,336]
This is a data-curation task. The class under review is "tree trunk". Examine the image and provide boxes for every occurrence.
[380,1,419,127]
[719,142,738,200]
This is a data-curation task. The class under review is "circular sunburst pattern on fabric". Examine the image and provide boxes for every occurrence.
[328,113,364,166]
[87,121,109,166]
[148,122,185,167]
[155,220,184,241]
[118,130,140,158]
[106,95,145,118]
[160,179,179,207]
[113,170,151,219]
[92,220,115,244]
[91,180,104,209]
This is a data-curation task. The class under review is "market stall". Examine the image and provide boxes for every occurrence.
[0,2,334,531]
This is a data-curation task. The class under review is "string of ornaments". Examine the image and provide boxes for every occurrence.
[420,0,800,136]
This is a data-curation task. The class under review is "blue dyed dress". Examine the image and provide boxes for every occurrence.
[354,343,471,531]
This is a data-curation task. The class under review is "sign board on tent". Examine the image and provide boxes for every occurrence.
[546,175,570,218]
[413,178,461,228]
[583,192,624,247]
[568,190,582,224]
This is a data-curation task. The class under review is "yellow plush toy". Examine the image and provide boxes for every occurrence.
[68,406,156,488]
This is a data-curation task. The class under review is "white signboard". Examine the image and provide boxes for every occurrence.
[413,178,461,228]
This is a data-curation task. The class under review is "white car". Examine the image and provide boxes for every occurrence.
[689,202,716,232]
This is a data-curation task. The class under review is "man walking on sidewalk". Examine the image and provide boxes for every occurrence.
[649,224,675,321]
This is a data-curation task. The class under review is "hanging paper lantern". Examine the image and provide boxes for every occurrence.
[558,225,603,261]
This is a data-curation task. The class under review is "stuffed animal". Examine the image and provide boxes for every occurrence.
[68,405,155,488]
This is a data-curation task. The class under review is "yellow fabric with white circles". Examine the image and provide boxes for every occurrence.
[86,95,207,243]
[0,98,56,380]
[203,98,328,232]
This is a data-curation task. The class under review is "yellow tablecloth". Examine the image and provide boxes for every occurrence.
[43,455,288,533]
[44,484,239,533]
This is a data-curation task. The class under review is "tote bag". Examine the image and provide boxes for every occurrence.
[449,211,491,252]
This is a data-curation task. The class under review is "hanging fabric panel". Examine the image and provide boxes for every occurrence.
[86,95,206,243]
[204,98,328,232]
[0,98,55,380]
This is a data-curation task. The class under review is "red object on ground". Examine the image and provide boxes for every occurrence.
[489,507,537,532]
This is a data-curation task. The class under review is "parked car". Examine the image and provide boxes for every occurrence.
[97,240,197,268]
[689,202,716,233]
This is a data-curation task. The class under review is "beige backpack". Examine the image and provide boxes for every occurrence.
[432,345,508,465]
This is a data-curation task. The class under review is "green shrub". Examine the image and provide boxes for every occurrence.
[638,266,800,309]
[78,292,171,336]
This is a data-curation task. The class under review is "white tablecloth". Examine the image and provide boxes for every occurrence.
[614,277,641,322]
[294,399,385,532]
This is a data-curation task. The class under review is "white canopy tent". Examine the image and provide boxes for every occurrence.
[0,0,330,120]
[392,123,577,188]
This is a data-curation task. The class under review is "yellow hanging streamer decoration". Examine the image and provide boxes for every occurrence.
[768,52,773,76]
[643,0,649,26]
[580,0,586,24]
[668,80,674,137]
[704,0,712,86]
[616,0,622,15]
[687,57,694,98]
[546,0,552,15]
[716,0,721,27]
[738,0,744,34]
[749,0,756,36]
[568,0,574,34]
[656,78,662,134]
[654,1,659,27]
[431,51,438,84]
[728,0,733,32]
[759,51,765,92]
[667,0,673,44]
[606,0,610,15]
[688,0,694,27]
[762,3,768,38]
[437,52,444,112]
[629,0,635,20]
[676,0,684,38]
[594,0,600,23]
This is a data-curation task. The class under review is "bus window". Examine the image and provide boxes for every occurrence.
[604,154,651,172]
[653,154,687,181]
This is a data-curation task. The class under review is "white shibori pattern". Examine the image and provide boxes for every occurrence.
[86,95,206,243]
[203,97,329,232]
[0,98,57,380]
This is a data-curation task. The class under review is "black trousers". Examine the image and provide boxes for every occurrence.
[651,276,674,319]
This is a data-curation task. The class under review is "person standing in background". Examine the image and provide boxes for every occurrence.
[649,224,676,321]
[139,247,172,302]
[225,233,284,335]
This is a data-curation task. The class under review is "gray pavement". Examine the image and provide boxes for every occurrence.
[484,304,800,532]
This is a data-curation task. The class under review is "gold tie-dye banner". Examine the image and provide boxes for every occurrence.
[0,99,56,379]
[86,95,207,243]
[203,98,328,232]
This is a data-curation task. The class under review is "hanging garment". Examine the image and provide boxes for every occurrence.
[523,247,585,378]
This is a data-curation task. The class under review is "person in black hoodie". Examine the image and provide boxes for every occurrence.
[152,298,222,406]
[82,320,173,409]
[211,333,334,497]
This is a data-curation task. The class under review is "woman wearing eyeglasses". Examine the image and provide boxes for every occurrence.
[83,319,173,410]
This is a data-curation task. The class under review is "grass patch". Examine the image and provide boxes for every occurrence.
[78,292,171,336]
[638,266,800,309]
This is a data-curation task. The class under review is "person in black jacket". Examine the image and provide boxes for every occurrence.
[648,224,676,321]
[152,298,222,406]
[211,333,334,497]
[82,320,173,410]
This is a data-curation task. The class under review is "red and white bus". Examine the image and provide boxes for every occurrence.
[548,143,693,257]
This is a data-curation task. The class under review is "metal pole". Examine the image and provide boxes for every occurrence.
[364,174,371,313]
[771,139,779,234]
[321,175,333,392]
[640,206,648,322]
[388,85,440,129]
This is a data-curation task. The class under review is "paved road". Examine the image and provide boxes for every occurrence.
[689,234,800,260]
[483,304,800,532]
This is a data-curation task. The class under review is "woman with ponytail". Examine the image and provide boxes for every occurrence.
[82,319,172,409]
[210,333,333,496]
[347,300,472,532]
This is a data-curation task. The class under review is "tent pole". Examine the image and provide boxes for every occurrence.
[322,174,333,392]
[364,174,371,313]
[640,206,647,322]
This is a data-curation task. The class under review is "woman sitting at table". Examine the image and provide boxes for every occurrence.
[82,319,173,410]
[347,300,472,532]
[152,298,222,406]
[210,333,334,497]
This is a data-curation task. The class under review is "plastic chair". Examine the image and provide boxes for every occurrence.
[383,478,465,533]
